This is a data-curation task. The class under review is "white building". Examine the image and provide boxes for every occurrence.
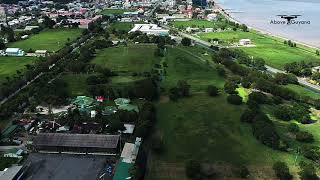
[207,13,218,21]
[204,28,214,33]
[35,50,48,57]
[5,48,25,56]
[239,39,251,46]
[129,24,169,36]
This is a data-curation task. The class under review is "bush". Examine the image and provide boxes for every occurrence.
[273,161,292,180]
[299,162,319,180]
[274,105,292,121]
[224,81,238,94]
[240,109,258,123]
[296,131,314,143]
[252,114,280,149]
[248,92,268,104]
[287,123,299,133]
[185,159,202,179]
[237,165,250,178]
[227,94,242,105]
[301,145,320,162]
[207,85,219,97]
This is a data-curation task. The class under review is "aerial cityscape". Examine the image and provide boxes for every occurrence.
[0,0,320,179]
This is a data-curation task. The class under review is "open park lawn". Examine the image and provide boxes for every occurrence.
[198,31,320,69]
[91,45,158,73]
[100,8,135,15]
[8,28,82,52]
[0,56,38,83]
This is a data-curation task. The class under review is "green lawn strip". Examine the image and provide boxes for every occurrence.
[0,56,39,83]
[8,28,82,52]
[284,84,320,100]
[100,9,136,15]
[198,31,320,69]
[170,19,232,30]
[109,22,144,32]
[91,45,159,73]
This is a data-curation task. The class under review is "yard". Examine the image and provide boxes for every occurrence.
[0,56,39,83]
[91,45,159,73]
[109,22,136,32]
[8,28,82,52]
[284,84,320,100]
[169,18,233,30]
[198,31,320,69]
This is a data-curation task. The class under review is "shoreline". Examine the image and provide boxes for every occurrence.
[214,2,320,50]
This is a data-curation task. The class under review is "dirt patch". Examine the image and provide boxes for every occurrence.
[148,162,279,180]
[159,95,170,103]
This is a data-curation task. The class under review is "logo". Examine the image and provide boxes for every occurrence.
[270,15,311,25]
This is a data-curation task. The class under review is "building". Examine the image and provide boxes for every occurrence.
[32,133,120,154]
[239,39,251,46]
[35,50,48,57]
[129,24,169,36]
[5,48,25,56]
[207,13,218,21]
[312,66,320,73]
[0,165,23,180]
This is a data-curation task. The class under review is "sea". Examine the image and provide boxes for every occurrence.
[216,0,320,48]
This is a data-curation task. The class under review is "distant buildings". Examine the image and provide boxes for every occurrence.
[129,24,169,36]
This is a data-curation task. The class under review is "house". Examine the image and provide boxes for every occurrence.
[239,39,251,46]
[204,28,214,33]
[5,48,25,56]
[207,13,218,21]
[35,50,48,57]
[0,165,23,180]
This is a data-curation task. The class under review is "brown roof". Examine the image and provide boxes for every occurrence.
[33,133,120,149]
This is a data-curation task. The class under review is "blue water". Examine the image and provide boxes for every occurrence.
[217,0,320,47]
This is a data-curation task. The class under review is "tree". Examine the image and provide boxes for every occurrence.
[185,159,202,179]
[237,165,250,178]
[248,92,268,104]
[177,80,190,97]
[299,162,319,180]
[287,123,299,133]
[207,85,219,96]
[227,94,242,105]
[241,109,258,123]
[316,50,320,56]
[224,81,238,94]
[216,64,226,77]
[296,131,314,143]
[181,37,191,46]
[273,161,292,180]
[0,39,5,50]
[43,16,56,28]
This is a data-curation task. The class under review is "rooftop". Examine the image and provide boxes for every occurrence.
[33,133,120,149]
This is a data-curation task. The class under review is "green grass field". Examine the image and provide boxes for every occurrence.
[91,45,159,73]
[198,31,320,69]
[0,56,39,83]
[100,9,136,15]
[170,19,233,30]
[109,22,137,32]
[8,28,82,52]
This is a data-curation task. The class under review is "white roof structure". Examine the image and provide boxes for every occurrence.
[0,166,23,180]
[119,124,135,134]
[120,137,142,163]
[35,50,48,54]
[5,48,21,53]
[129,24,169,36]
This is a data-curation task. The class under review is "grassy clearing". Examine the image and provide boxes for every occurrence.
[109,22,136,32]
[236,87,250,102]
[100,9,135,15]
[61,73,90,97]
[284,84,320,100]
[0,56,39,83]
[162,47,224,92]
[198,31,320,69]
[91,45,159,73]
[8,28,82,52]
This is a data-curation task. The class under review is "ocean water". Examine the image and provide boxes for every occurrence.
[217,0,320,47]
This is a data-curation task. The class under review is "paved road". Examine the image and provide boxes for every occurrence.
[162,24,320,92]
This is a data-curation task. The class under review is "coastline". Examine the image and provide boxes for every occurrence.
[214,2,320,50]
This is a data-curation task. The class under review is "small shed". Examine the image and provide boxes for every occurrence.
[239,39,251,46]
